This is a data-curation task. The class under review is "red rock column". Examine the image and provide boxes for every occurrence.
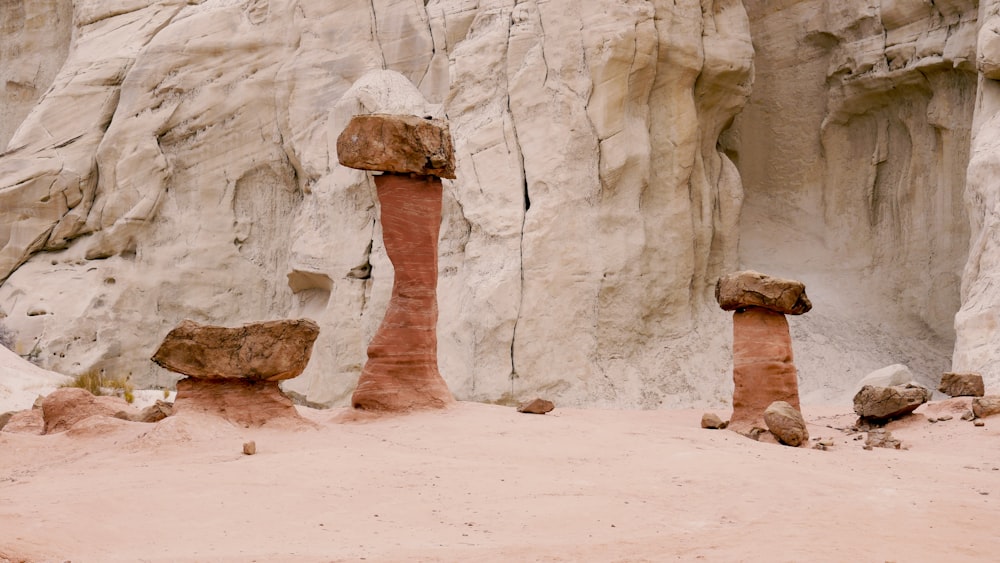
[730,306,801,432]
[336,113,457,412]
[351,173,453,410]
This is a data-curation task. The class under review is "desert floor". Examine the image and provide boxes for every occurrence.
[2,400,999,562]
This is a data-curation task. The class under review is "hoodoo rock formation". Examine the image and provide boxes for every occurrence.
[717,271,809,433]
[3,0,1000,408]
[338,114,454,412]
[151,319,319,426]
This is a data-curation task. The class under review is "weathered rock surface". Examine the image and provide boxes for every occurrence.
[151,319,320,381]
[1,409,43,435]
[41,387,132,434]
[351,173,453,411]
[517,398,555,415]
[763,400,809,447]
[972,396,1000,419]
[728,306,802,432]
[853,384,932,422]
[0,0,753,409]
[173,379,302,428]
[715,271,812,315]
[938,372,985,398]
[337,114,455,179]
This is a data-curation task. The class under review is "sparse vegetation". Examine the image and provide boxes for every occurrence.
[0,320,14,351]
[64,370,135,404]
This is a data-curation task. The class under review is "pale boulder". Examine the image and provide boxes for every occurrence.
[763,401,809,447]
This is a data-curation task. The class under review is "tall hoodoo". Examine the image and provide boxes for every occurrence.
[337,113,455,411]
[716,270,810,433]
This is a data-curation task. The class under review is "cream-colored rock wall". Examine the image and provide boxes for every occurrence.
[954,0,1000,391]
[0,0,752,408]
[0,0,73,150]
[733,0,977,399]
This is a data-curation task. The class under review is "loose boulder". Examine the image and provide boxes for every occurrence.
[972,396,1000,419]
[855,364,914,393]
[1,409,44,435]
[517,398,555,414]
[763,401,809,447]
[715,270,812,315]
[336,114,456,179]
[853,384,932,422]
[701,412,726,429]
[938,372,985,398]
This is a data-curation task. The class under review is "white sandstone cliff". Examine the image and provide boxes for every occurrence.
[0,0,752,408]
[2,0,996,407]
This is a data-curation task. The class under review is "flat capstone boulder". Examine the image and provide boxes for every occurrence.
[715,270,812,315]
[336,113,456,179]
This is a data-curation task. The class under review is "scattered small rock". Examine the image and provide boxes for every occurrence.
[517,398,555,415]
[763,401,809,447]
[747,427,768,441]
[937,414,953,422]
[114,400,174,423]
[938,372,985,398]
[701,412,727,429]
[928,417,938,424]
[974,420,986,427]
[243,441,256,455]
[961,410,975,421]
[864,429,902,450]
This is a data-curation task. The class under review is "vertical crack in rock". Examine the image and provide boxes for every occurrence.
[504,13,528,398]
[369,0,388,70]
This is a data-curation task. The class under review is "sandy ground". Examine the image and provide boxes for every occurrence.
[1,400,999,562]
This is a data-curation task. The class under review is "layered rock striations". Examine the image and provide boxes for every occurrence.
[0,0,753,408]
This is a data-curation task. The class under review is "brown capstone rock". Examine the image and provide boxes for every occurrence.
[728,306,802,433]
[715,270,812,315]
[763,401,809,447]
[336,114,456,179]
[173,379,303,427]
[41,387,131,434]
[853,384,932,422]
[938,372,985,397]
[701,412,726,429]
[351,173,454,412]
[972,396,1000,419]
[151,318,320,381]
[517,398,555,414]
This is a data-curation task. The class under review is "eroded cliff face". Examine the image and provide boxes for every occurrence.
[733,0,979,398]
[0,0,752,407]
[955,0,1000,390]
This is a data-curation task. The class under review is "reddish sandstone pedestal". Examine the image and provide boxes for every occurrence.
[351,173,453,410]
[730,307,801,432]
[338,113,456,412]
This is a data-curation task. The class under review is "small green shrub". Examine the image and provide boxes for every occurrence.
[64,370,135,404]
